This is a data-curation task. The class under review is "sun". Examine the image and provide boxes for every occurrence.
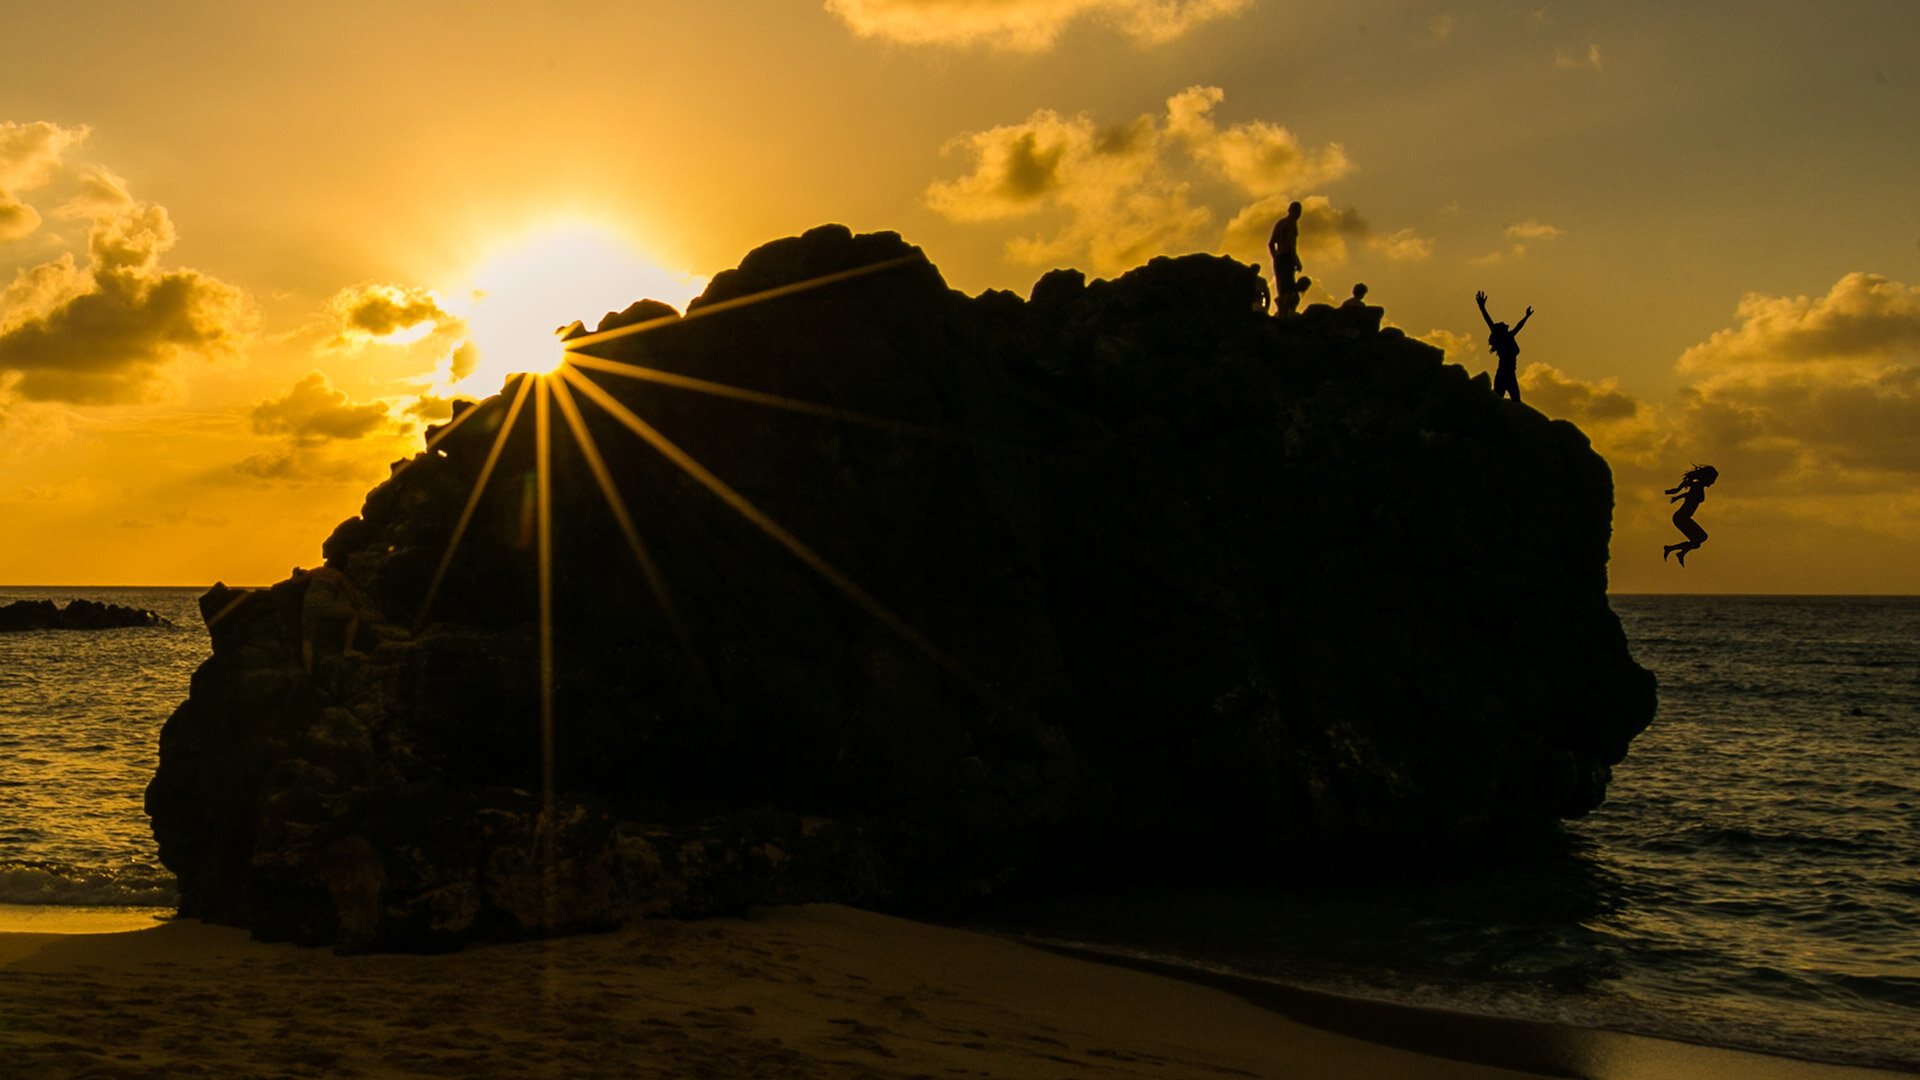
[437,224,707,395]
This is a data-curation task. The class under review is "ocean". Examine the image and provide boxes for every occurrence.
[1,589,1915,1069]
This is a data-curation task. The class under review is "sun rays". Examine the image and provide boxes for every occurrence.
[401,257,995,835]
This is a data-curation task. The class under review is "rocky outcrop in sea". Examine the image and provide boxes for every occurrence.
[145,225,1656,951]
[0,599,173,632]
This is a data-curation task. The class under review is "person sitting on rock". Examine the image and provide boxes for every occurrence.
[1475,290,1531,402]
[1277,276,1312,317]
[1341,283,1369,309]
[295,560,370,673]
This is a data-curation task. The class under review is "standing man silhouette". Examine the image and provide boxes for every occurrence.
[1475,290,1532,402]
[1269,202,1304,315]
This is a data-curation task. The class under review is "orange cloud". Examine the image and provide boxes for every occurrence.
[927,102,1208,273]
[826,0,1250,51]
[1555,43,1603,71]
[1521,363,1643,424]
[251,371,395,443]
[231,446,388,485]
[1165,86,1352,197]
[236,371,411,487]
[0,121,88,242]
[1505,219,1562,240]
[1678,274,1920,374]
[1416,328,1478,366]
[1525,273,1920,516]
[0,192,249,404]
[1223,195,1428,267]
[324,282,463,349]
[1667,274,1920,488]
[929,88,1420,276]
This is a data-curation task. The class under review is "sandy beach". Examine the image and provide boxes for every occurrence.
[0,904,1903,1080]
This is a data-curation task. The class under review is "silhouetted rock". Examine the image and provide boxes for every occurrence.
[0,598,173,632]
[147,224,1656,951]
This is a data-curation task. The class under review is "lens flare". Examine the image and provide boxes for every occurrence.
[443,225,706,395]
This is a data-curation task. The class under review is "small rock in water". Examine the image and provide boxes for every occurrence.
[0,598,174,632]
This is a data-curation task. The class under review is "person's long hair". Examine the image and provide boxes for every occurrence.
[1678,464,1719,488]
[1488,322,1515,353]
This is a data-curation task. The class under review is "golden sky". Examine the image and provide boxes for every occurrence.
[2,1,1916,591]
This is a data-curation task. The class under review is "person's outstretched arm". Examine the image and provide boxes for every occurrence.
[1513,305,1534,334]
[1475,290,1495,329]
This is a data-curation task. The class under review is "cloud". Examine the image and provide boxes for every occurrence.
[0,121,88,242]
[250,371,395,443]
[0,200,38,243]
[1428,14,1454,40]
[1663,274,1920,487]
[1506,219,1562,240]
[447,340,480,380]
[1470,220,1562,265]
[825,0,1251,51]
[0,392,77,465]
[1,253,87,314]
[929,87,1421,276]
[1520,363,1643,424]
[324,282,463,349]
[1556,43,1603,70]
[1223,195,1428,268]
[1679,274,1920,374]
[405,394,460,422]
[237,371,418,486]
[0,186,249,404]
[55,167,135,219]
[1166,86,1352,197]
[1372,228,1435,261]
[0,121,86,191]
[1416,328,1478,366]
[230,446,381,486]
[1539,272,1920,520]
[927,102,1209,273]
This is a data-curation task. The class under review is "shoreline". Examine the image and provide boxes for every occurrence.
[0,902,175,935]
[1014,938,1912,1080]
[2,904,1909,1080]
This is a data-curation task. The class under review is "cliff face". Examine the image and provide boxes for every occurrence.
[145,225,1655,951]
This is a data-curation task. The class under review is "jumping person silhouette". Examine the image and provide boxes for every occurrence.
[1475,290,1531,402]
[1663,464,1719,566]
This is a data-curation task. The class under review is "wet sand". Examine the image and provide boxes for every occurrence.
[0,904,1903,1079]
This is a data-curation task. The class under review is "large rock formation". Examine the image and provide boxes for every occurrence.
[146,225,1655,951]
[1,598,173,632]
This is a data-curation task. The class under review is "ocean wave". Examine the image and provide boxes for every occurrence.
[1640,823,1896,860]
[0,860,179,907]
